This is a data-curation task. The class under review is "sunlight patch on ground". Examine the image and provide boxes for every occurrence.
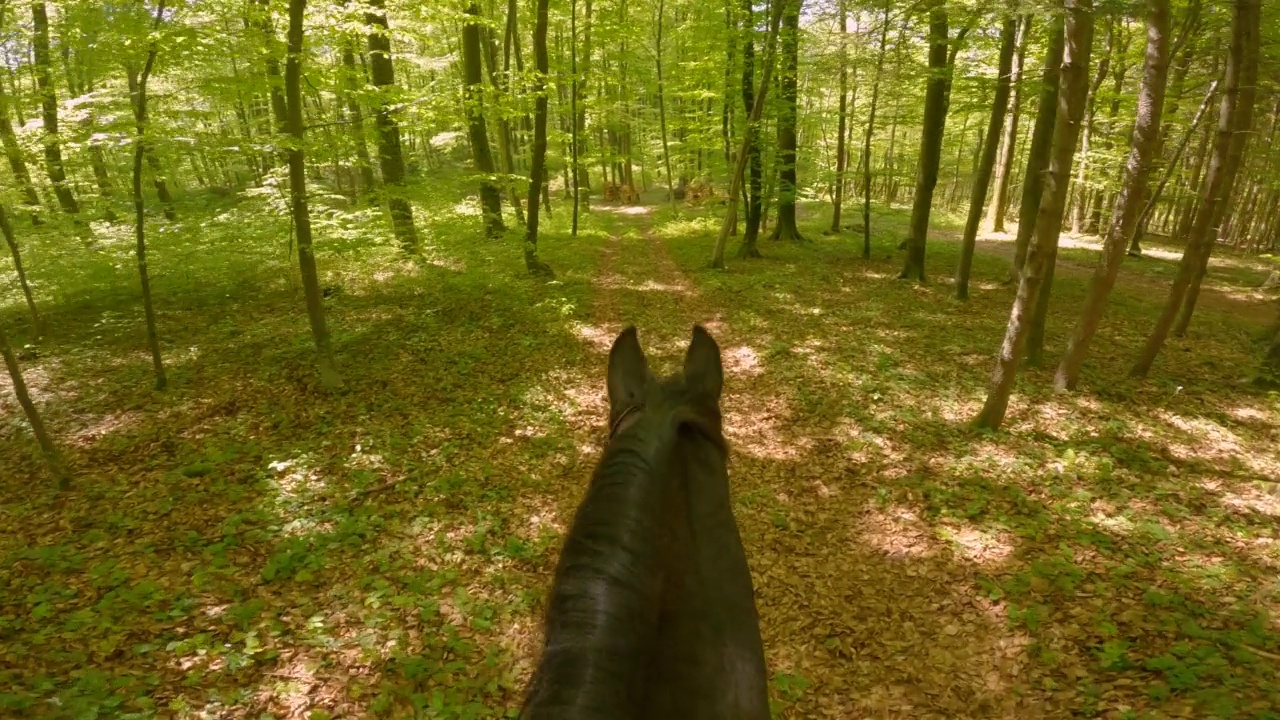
[723,344,764,377]
[1155,409,1280,481]
[1211,481,1280,518]
[598,204,653,216]
[937,522,1017,567]
[569,321,619,353]
[592,276,691,295]
[265,454,336,536]
[69,409,143,445]
[651,216,719,238]
[723,393,808,460]
[855,504,938,560]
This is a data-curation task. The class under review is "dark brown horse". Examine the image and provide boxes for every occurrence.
[519,326,770,720]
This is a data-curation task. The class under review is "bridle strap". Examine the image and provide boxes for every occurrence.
[609,404,644,439]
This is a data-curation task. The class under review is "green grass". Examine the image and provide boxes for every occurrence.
[2,174,1278,719]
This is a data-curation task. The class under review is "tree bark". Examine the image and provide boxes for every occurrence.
[975,0,1093,431]
[955,16,1016,300]
[1010,18,1065,280]
[861,1,889,260]
[0,321,68,489]
[1131,0,1259,377]
[1,203,40,334]
[129,0,168,392]
[712,0,784,269]
[898,0,949,281]
[988,14,1031,233]
[31,1,79,217]
[341,41,377,195]
[770,0,805,242]
[482,16,523,226]
[0,78,42,223]
[523,0,554,276]
[574,0,592,210]
[1055,0,1170,390]
[1174,66,1262,337]
[655,0,677,211]
[1131,78,1217,251]
[285,0,343,390]
[462,3,505,239]
[366,0,420,253]
[737,0,765,258]
[1071,20,1113,235]
[829,0,849,234]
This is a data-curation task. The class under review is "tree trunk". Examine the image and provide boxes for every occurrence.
[1131,78,1218,251]
[769,0,805,242]
[523,0,554,276]
[1131,0,1259,377]
[955,16,1016,300]
[31,1,79,217]
[1055,0,1170,390]
[655,0,676,210]
[1010,18,1065,280]
[1,204,40,334]
[284,0,342,390]
[0,321,68,489]
[0,80,42,224]
[574,0,592,210]
[145,147,177,221]
[482,18,523,226]
[462,3,505,239]
[737,0,764,259]
[898,1,949,281]
[712,0,785,269]
[975,0,1093,431]
[366,0,420,253]
[829,0,849,234]
[988,14,1031,233]
[341,41,377,195]
[129,2,169,392]
[861,1,889,260]
[1071,21,1112,235]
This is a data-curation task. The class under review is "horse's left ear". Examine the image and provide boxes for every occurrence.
[684,325,723,401]
[608,326,649,415]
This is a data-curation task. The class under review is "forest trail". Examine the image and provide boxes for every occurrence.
[2,199,1278,720]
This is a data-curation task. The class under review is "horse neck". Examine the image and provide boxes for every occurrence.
[522,432,675,718]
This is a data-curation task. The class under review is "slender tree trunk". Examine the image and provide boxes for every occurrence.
[861,1,889,260]
[829,0,849,234]
[975,0,1093,431]
[575,0,592,209]
[31,1,79,217]
[284,0,342,390]
[482,19,523,226]
[1071,22,1112,235]
[366,0,420,253]
[523,0,554,276]
[738,0,764,258]
[570,0,581,233]
[770,0,805,242]
[1131,79,1217,249]
[712,0,784,268]
[1055,0,1170,390]
[0,321,68,488]
[655,0,676,210]
[1010,18,1065,280]
[1131,0,1259,377]
[129,2,168,392]
[341,41,377,195]
[462,2,505,238]
[989,14,1031,233]
[898,1,949,281]
[955,16,1016,300]
[1,204,40,334]
[145,147,177,221]
[0,81,42,223]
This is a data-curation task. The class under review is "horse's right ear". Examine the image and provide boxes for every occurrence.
[608,326,648,414]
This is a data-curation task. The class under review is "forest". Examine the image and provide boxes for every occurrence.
[1,0,1278,716]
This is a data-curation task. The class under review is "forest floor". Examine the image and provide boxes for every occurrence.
[2,178,1279,720]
